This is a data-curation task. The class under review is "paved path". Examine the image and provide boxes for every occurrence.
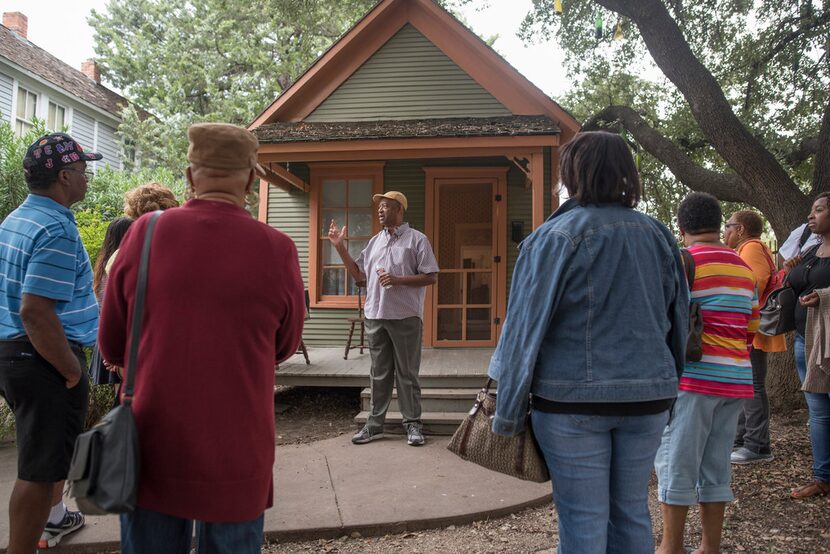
[0,435,551,552]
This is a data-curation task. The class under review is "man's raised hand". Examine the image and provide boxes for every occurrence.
[328,219,347,248]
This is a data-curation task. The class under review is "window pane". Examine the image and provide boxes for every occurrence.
[25,92,36,119]
[467,309,491,341]
[437,309,462,341]
[322,268,345,295]
[467,273,491,305]
[437,273,462,305]
[349,210,373,238]
[348,239,365,261]
[16,88,25,118]
[321,209,347,236]
[348,179,373,207]
[322,240,340,265]
[322,179,347,208]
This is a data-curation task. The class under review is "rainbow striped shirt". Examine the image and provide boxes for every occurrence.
[680,245,759,398]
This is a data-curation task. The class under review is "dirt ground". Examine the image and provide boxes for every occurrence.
[267,387,829,554]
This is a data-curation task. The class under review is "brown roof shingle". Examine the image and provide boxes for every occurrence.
[0,24,131,118]
[254,115,560,143]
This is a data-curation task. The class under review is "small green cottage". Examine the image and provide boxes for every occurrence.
[249,0,579,349]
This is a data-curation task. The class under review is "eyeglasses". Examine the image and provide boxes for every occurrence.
[62,168,94,180]
[724,223,740,229]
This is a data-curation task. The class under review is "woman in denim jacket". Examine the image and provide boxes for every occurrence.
[489,131,688,554]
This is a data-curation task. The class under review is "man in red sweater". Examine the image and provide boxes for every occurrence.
[99,123,305,553]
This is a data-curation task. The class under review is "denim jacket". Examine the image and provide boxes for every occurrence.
[489,199,689,436]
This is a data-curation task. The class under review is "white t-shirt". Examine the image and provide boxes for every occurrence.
[778,223,821,260]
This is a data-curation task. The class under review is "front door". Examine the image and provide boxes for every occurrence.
[425,169,507,347]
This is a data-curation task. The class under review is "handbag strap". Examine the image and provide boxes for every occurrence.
[680,248,695,288]
[122,210,163,404]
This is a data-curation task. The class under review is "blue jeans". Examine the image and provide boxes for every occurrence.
[531,409,670,554]
[120,506,264,554]
[794,334,830,482]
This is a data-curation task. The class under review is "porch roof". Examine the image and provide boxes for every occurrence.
[253,115,560,144]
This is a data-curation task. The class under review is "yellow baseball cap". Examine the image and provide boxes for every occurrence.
[372,191,407,211]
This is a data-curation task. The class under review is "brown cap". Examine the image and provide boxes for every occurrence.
[187,123,258,170]
[372,191,408,211]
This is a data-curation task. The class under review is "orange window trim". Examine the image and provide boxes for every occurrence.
[309,162,385,309]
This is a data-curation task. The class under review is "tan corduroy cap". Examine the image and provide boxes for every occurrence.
[187,123,258,170]
[372,191,408,211]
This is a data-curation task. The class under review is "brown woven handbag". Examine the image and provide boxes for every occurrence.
[447,379,550,483]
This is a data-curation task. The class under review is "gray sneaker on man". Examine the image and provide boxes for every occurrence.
[352,426,384,444]
[730,446,774,465]
[406,424,425,446]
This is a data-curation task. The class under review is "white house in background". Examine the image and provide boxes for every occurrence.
[0,12,138,169]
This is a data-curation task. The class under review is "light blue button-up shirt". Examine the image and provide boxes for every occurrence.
[0,194,99,345]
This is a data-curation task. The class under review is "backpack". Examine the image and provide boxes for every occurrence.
[680,248,704,362]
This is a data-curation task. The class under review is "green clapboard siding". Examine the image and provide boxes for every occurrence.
[267,158,535,346]
[306,24,511,122]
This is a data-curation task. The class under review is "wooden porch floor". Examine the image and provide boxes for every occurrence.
[275,347,493,388]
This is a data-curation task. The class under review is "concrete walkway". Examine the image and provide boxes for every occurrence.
[0,435,551,552]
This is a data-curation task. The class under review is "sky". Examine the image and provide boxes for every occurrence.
[0,0,571,98]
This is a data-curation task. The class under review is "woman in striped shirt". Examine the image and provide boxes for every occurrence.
[655,192,759,554]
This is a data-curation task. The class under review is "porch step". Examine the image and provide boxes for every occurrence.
[354,410,467,436]
[360,387,482,414]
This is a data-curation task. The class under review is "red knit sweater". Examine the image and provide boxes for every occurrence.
[99,199,305,522]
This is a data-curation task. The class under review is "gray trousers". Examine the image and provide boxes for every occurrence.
[735,348,771,453]
[364,317,423,432]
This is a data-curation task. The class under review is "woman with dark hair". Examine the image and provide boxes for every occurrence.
[723,210,785,464]
[489,131,688,553]
[88,217,133,386]
[785,191,830,498]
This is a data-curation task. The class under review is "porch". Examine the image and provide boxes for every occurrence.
[276,347,495,434]
[276,347,493,389]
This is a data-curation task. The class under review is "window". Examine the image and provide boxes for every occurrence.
[47,102,66,131]
[15,87,37,136]
[309,163,384,307]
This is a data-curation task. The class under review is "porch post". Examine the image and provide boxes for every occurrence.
[258,178,269,223]
[531,150,545,229]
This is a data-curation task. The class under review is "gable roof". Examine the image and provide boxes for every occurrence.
[249,0,579,141]
[0,23,130,118]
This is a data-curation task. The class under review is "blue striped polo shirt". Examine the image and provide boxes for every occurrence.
[0,194,98,345]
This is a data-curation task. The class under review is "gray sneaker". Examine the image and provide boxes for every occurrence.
[731,447,774,465]
[352,426,384,444]
[406,425,425,446]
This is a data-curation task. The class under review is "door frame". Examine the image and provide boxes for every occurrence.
[422,166,508,348]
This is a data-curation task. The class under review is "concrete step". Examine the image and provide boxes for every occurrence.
[275,373,488,389]
[353,410,466,436]
[360,387,483,413]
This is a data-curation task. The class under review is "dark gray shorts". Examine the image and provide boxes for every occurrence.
[0,341,88,482]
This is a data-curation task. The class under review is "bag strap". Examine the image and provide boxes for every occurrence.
[799,224,813,249]
[680,248,695,289]
[122,211,163,404]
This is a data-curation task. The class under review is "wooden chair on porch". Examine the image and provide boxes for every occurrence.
[297,290,310,364]
[344,286,367,359]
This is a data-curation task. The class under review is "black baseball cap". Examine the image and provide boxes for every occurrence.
[23,133,103,183]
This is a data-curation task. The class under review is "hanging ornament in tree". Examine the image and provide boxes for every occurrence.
[595,15,603,39]
[613,20,624,41]
[554,0,563,15]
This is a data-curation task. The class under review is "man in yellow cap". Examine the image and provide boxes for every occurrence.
[328,191,439,446]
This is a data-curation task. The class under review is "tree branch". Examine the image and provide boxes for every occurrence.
[786,137,819,168]
[584,105,747,202]
[811,95,830,196]
[593,0,810,236]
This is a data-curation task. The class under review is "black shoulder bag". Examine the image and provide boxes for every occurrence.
[68,210,162,515]
[681,248,704,362]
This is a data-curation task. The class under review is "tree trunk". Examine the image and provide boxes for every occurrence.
[767,335,806,413]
